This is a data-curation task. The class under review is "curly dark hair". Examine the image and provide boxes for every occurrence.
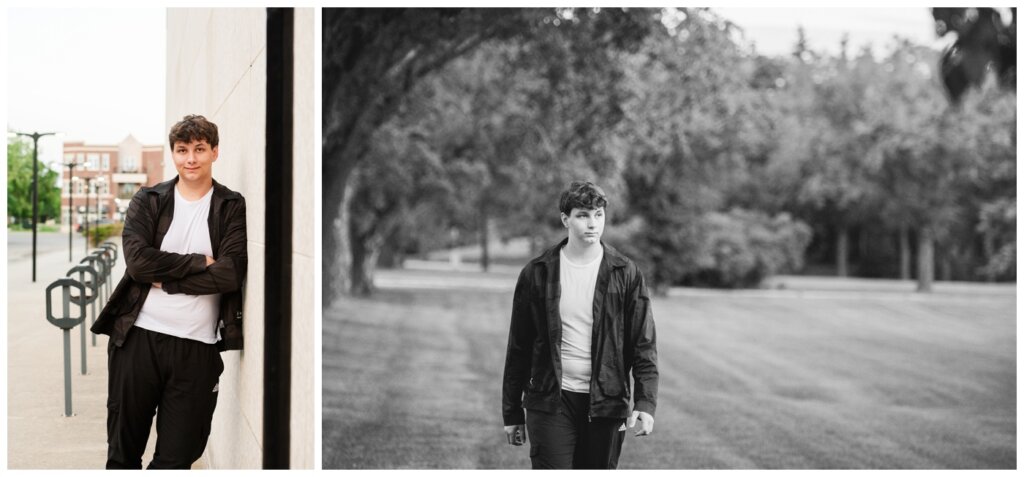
[559,181,608,215]
[168,114,219,149]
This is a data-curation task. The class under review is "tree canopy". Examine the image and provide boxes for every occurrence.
[323,8,1016,299]
[7,137,61,225]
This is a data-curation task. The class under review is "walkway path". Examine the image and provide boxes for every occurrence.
[6,233,204,469]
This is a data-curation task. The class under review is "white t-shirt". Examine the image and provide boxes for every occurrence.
[134,186,220,344]
[559,246,603,393]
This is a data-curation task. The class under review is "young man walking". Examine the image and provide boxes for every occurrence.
[91,115,248,469]
[502,181,658,469]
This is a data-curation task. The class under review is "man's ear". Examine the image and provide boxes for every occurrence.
[212,146,219,161]
[560,213,569,228]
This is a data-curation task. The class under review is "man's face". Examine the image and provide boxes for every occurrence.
[561,207,605,245]
[172,139,218,185]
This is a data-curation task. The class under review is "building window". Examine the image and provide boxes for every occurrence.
[87,153,99,171]
[118,183,137,200]
[101,153,110,171]
[121,155,138,172]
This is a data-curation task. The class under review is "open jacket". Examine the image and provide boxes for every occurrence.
[90,176,247,351]
[502,239,658,426]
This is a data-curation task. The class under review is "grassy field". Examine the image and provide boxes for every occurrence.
[8,223,60,232]
[322,269,1015,469]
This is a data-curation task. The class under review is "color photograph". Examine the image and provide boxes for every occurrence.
[6,7,315,469]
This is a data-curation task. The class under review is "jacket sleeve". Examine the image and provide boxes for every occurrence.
[502,267,535,426]
[629,266,658,416]
[163,197,248,296]
[122,190,208,283]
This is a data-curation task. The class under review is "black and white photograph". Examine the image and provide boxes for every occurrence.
[321,7,1016,469]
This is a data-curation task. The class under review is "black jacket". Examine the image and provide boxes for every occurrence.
[502,239,658,426]
[90,176,247,351]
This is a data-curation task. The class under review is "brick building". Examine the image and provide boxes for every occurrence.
[61,135,163,226]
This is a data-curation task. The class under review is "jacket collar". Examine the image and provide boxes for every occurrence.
[146,176,241,201]
[539,237,628,269]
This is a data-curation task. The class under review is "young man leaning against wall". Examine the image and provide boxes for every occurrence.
[91,114,248,469]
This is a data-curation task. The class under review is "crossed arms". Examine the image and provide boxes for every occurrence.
[122,190,247,296]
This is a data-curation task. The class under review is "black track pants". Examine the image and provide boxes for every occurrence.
[526,390,626,469]
[105,327,223,469]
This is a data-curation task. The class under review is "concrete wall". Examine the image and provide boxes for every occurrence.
[166,7,314,469]
[290,8,316,470]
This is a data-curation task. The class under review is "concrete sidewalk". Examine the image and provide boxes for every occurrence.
[6,236,180,469]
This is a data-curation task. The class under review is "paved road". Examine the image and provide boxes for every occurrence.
[8,230,93,263]
[323,269,1016,469]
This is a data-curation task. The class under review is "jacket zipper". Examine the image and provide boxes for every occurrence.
[588,256,608,425]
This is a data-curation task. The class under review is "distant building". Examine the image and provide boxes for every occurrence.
[61,135,163,225]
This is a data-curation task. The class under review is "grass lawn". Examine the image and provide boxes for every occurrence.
[322,269,1015,469]
[8,223,59,232]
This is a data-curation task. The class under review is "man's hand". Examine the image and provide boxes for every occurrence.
[504,424,526,446]
[628,411,654,437]
[205,255,216,267]
[152,282,162,289]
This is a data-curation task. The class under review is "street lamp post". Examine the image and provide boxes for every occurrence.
[94,176,107,247]
[14,131,56,282]
[84,176,92,255]
[64,159,81,262]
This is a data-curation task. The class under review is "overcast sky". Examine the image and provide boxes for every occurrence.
[7,8,165,167]
[713,7,951,57]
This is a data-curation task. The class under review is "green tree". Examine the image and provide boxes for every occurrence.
[323,8,538,302]
[796,45,887,278]
[347,120,452,295]
[7,137,61,225]
[615,9,812,290]
[869,39,1015,289]
[329,8,659,296]
[7,138,33,223]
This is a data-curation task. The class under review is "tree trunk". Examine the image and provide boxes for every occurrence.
[983,232,996,282]
[898,225,911,280]
[858,227,868,262]
[916,227,934,292]
[323,162,356,307]
[836,224,849,278]
[350,230,383,296]
[479,202,490,272]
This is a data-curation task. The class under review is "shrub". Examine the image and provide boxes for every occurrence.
[82,223,124,247]
[605,209,812,291]
[687,209,812,288]
[976,198,1015,280]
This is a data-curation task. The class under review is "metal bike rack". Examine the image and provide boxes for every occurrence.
[94,248,115,302]
[45,278,87,417]
[80,254,108,328]
[101,241,119,263]
[67,265,98,370]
